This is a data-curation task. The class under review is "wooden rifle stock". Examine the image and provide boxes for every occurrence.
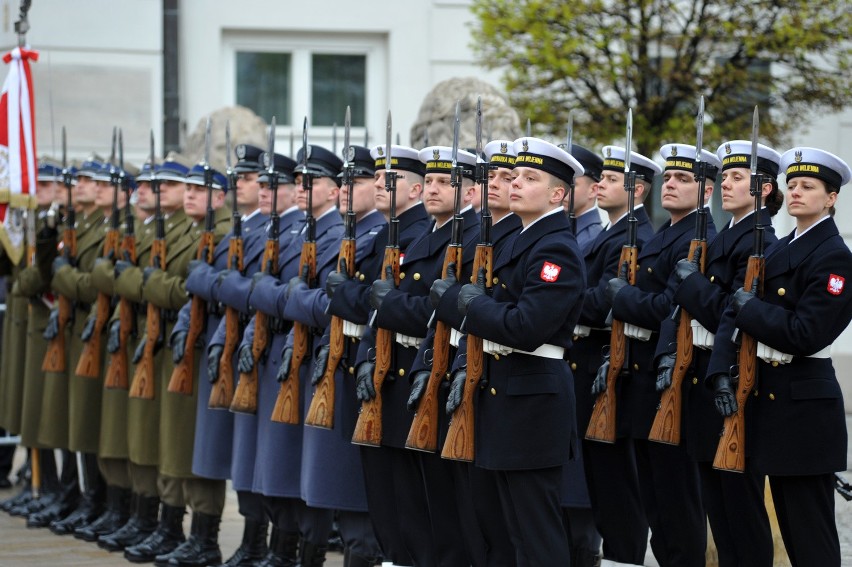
[305,238,356,429]
[209,235,244,409]
[713,256,763,472]
[351,247,400,446]
[442,243,492,461]
[168,231,215,395]
[585,245,637,443]
[42,228,77,372]
[76,228,120,378]
[104,234,137,389]
[648,239,707,444]
[129,238,166,400]
[405,245,463,452]
[271,242,317,424]
[230,238,278,414]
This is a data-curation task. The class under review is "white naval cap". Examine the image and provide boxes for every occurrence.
[370,144,425,176]
[601,146,662,181]
[418,146,478,180]
[513,137,584,184]
[659,143,722,180]
[716,140,782,177]
[484,140,517,169]
[780,147,852,189]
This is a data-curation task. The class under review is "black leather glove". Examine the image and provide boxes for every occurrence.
[458,267,487,316]
[207,345,223,383]
[590,351,610,396]
[311,344,331,385]
[355,360,377,402]
[107,320,121,353]
[731,281,758,314]
[406,371,431,411]
[38,221,58,241]
[142,266,159,285]
[446,368,467,414]
[430,262,457,309]
[237,344,254,374]
[52,255,70,275]
[43,308,60,340]
[656,352,676,392]
[80,316,97,342]
[276,347,294,383]
[605,261,630,304]
[713,373,738,417]
[369,265,396,311]
[675,246,702,282]
[286,263,310,300]
[132,337,146,364]
[114,259,133,279]
[171,331,187,364]
[325,258,349,299]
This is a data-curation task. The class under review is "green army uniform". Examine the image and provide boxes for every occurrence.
[0,251,28,433]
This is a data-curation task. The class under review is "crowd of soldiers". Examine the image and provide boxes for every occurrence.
[0,107,850,567]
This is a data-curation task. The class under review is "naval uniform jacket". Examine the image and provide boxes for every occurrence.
[707,217,851,475]
[574,206,604,255]
[464,211,585,470]
[611,209,717,439]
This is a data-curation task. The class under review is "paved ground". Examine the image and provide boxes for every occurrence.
[2,416,852,566]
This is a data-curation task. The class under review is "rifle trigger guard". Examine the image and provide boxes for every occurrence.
[367,347,376,364]
[423,348,434,366]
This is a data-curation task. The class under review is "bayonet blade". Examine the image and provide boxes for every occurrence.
[268,116,277,174]
[332,122,338,154]
[118,129,124,172]
[566,110,574,154]
[301,117,308,174]
[624,108,633,173]
[695,96,704,163]
[526,118,531,138]
[109,126,117,168]
[225,121,232,173]
[343,107,351,168]
[385,110,392,173]
[204,116,212,167]
[62,127,67,171]
[451,100,461,167]
[475,96,483,161]
[750,106,759,176]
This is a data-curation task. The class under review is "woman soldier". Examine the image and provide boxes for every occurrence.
[707,147,852,566]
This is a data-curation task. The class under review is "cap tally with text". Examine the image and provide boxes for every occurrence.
[186,163,227,191]
[659,143,722,181]
[340,145,375,179]
[483,140,516,169]
[295,144,344,184]
[418,146,477,181]
[716,140,781,177]
[156,152,193,182]
[780,147,852,189]
[370,144,425,176]
[565,143,603,182]
[601,146,661,182]
[234,144,264,173]
[513,137,584,184]
[258,152,297,185]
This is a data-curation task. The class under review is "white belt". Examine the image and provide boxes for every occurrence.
[624,323,652,342]
[342,320,365,339]
[757,342,831,364]
[449,328,462,348]
[573,325,591,338]
[396,334,423,349]
[690,319,715,350]
[482,340,565,360]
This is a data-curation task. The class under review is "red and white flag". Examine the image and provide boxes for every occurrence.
[0,46,38,265]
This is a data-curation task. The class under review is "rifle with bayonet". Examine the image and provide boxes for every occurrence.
[565,111,577,235]
[230,118,280,414]
[713,106,765,473]
[406,100,465,453]
[42,128,77,372]
[272,117,317,425]
[169,118,216,395]
[209,121,242,409]
[649,97,709,445]
[129,131,165,400]
[442,97,489,461]
[77,128,121,378]
[104,132,138,390]
[586,109,638,443]
[305,107,355,429]
[351,110,400,447]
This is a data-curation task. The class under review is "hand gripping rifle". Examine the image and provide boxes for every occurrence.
[209,121,242,408]
[305,107,355,429]
[352,110,400,447]
[649,97,709,444]
[586,109,638,443]
[77,127,121,378]
[129,131,165,400]
[42,127,77,372]
[230,118,279,414]
[406,100,465,453]
[105,131,138,389]
[272,117,317,424]
[442,97,490,461]
[169,118,216,395]
[713,107,765,473]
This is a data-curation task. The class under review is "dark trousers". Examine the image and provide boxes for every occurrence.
[237,490,267,523]
[0,428,14,480]
[263,495,334,546]
[360,446,414,565]
[770,473,840,567]
[468,463,515,567]
[337,510,382,561]
[418,451,469,567]
[583,438,648,564]
[634,439,705,567]
[698,461,772,567]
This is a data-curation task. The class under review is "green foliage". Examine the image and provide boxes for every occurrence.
[471,0,852,155]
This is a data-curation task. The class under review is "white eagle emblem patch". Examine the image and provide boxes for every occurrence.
[540,261,561,282]
[828,274,845,295]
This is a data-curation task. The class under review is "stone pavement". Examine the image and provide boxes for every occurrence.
[2,416,852,566]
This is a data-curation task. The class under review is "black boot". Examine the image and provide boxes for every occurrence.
[99,494,160,551]
[299,541,328,567]
[345,551,381,567]
[154,512,222,567]
[124,504,186,563]
[72,485,130,540]
[49,452,104,534]
[25,480,80,527]
[257,528,299,567]
[222,517,269,566]
[3,485,34,514]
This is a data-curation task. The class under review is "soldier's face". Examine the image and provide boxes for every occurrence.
[259,182,296,215]
[295,174,339,215]
[509,166,564,223]
[661,169,709,221]
[73,176,97,205]
[341,177,376,216]
[373,169,420,214]
[720,167,754,218]
[36,181,58,207]
[464,180,481,210]
[94,180,115,208]
[595,171,626,212]
[487,166,513,214]
[423,172,455,220]
[135,181,155,212]
[566,175,599,213]
[158,180,187,213]
[183,184,211,219]
[785,176,836,221]
[236,172,260,209]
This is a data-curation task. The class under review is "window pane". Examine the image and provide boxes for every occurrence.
[311,54,366,127]
[236,52,291,125]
